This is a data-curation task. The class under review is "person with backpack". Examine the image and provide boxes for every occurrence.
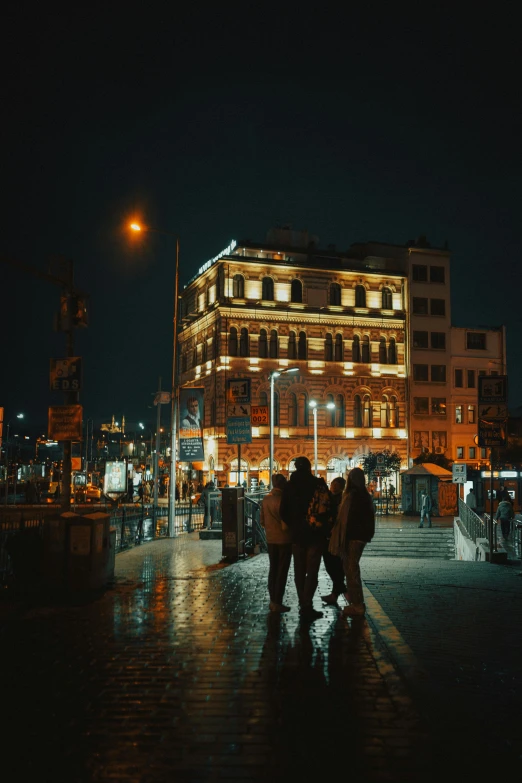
[280,456,333,622]
[419,491,432,528]
[329,467,375,617]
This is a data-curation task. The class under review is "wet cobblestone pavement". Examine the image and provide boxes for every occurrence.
[1,535,520,782]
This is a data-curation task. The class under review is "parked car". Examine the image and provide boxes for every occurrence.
[85,483,102,502]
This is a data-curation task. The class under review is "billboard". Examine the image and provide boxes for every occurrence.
[179,387,205,461]
[104,461,127,494]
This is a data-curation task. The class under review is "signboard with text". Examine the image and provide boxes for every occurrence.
[250,405,269,426]
[48,405,83,441]
[452,463,467,484]
[179,387,205,461]
[50,357,83,392]
[478,375,508,448]
[226,378,252,444]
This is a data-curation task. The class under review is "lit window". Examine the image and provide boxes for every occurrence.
[455,405,462,424]
[355,285,366,307]
[467,405,476,424]
[456,446,464,459]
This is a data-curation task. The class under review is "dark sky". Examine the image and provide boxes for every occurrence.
[2,6,522,437]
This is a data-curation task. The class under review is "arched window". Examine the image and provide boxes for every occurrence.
[362,335,371,363]
[335,333,343,362]
[212,326,219,359]
[379,337,387,364]
[363,395,372,427]
[233,274,244,298]
[291,279,303,303]
[297,391,309,425]
[239,327,249,357]
[382,287,392,309]
[335,393,345,427]
[269,329,278,358]
[391,396,399,428]
[388,337,397,364]
[355,285,366,307]
[330,283,341,306]
[202,340,207,364]
[228,327,238,356]
[298,331,307,359]
[259,390,268,407]
[324,333,333,361]
[326,393,335,426]
[354,394,362,427]
[262,277,274,301]
[289,392,297,426]
[352,335,361,362]
[259,328,268,358]
[288,330,297,359]
[381,395,390,427]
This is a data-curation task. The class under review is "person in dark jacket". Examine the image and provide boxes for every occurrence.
[280,456,333,622]
[333,467,375,617]
[321,476,347,606]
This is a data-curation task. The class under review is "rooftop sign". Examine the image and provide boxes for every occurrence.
[186,239,237,287]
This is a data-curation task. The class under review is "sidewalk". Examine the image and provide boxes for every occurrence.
[1,534,520,782]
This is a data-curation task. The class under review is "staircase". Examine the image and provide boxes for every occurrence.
[364,527,455,559]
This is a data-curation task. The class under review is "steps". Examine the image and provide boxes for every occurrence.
[364,527,455,559]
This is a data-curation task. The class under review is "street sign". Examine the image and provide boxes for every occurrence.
[226,417,252,444]
[50,357,83,391]
[228,403,251,418]
[226,378,251,404]
[226,378,251,444]
[251,405,269,425]
[48,405,83,440]
[452,463,467,484]
[478,374,508,448]
[154,391,171,405]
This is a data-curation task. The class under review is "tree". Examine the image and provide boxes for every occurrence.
[413,451,452,470]
[360,449,402,483]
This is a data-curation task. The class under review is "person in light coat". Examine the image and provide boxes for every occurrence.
[466,488,477,511]
[261,474,292,613]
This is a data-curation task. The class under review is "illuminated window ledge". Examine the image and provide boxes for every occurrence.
[252,427,260,438]
[288,303,305,309]
[279,428,290,438]
[343,370,355,376]
[248,366,261,372]
[260,300,276,307]
[354,308,369,315]
[310,370,324,375]
[346,431,355,438]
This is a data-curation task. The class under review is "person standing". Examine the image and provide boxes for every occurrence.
[321,477,347,606]
[419,491,432,528]
[280,456,333,622]
[329,467,375,617]
[495,498,514,539]
[466,488,477,511]
[261,474,292,613]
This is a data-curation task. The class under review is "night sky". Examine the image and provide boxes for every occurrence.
[2,7,522,438]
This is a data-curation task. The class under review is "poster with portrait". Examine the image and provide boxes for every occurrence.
[179,387,205,462]
[104,461,127,494]
[413,431,429,451]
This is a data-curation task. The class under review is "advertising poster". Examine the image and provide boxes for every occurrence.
[104,461,127,494]
[179,387,205,461]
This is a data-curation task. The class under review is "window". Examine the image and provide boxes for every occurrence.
[261,390,279,425]
[289,392,297,426]
[382,287,393,309]
[228,326,238,356]
[334,333,343,362]
[413,297,429,315]
[262,277,274,301]
[430,299,446,316]
[390,396,399,427]
[202,341,207,363]
[379,337,387,363]
[269,330,278,358]
[298,331,307,360]
[363,395,372,427]
[335,394,345,426]
[467,405,476,424]
[480,448,487,459]
[412,265,428,281]
[413,331,429,348]
[233,274,244,298]
[430,266,445,283]
[330,283,341,306]
[432,431,447,453]
[431,398,446,415]
[467,369,475,388]
[324,333,333,361]
[413,364,429,381]
[326,393,335,426]
[456,446,464,459]
[240,327,249,357]
[414,397,429,414]
[354,395,362,427]
[455,405,462,424]
[361,335,371,363]
[431,365,446,383]
[469,447,476,459]
[466,332,486,350]
[478,370,486,376]
[259,328,268,358]
[288,331,297,359]
[414,431,429,451]
[454,369,463,388]
[388,338,397,364]
[352,335,361,362]
[381,395,399,427]
[291,279,303,303]
[355,285,366,307]
[431,332,446,349]
[297,392,309,426]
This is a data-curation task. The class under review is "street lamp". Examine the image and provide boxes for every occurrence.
[309,400,335,477]
[269,368,299,487]
[3,413,24,506]
[129,222,179,536]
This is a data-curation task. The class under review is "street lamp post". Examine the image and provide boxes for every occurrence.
[129,223,179,536]
[269,368,299,487]
[309,401,335,477]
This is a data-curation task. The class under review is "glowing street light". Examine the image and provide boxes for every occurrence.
[269,368,299,487]
[309,400,335,477]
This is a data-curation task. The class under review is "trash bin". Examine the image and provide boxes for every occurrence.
[42,512,73,588]
[221,487,245,561]
[67,512,112,591]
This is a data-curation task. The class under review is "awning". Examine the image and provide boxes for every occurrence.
[402,463,453,482]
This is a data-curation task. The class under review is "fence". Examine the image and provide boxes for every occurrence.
[458,497,488,543]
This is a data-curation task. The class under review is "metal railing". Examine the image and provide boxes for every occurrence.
[244,496,268,553]
[458,498,488,543]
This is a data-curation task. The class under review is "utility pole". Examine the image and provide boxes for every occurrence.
[153,377,162,507]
